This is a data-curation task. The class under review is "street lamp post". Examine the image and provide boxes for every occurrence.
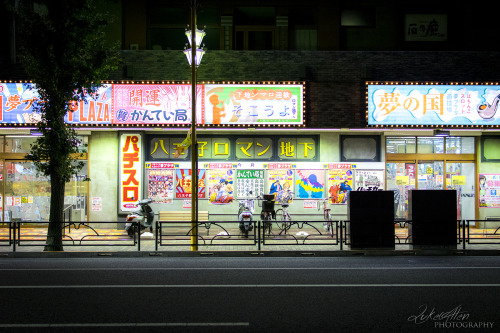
[183,0,205,251]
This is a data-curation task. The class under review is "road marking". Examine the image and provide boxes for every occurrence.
[1,283,500,289]
[0,322,250,328]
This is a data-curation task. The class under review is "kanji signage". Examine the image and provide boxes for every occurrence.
[119,133,142,212]
[204,84,303,125]
[367,82,500,126]
[1,82,304,127]
[146,135,318,162]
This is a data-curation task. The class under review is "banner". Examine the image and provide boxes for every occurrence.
[479,174,500,208]
[367,83,500,126]
[1,82,304,126]
[119,133,142,212]
[204,84,303,125]
[112,84,203,125]
[0,82,112,125]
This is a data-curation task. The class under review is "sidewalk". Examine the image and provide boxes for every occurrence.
[2,224,500,257]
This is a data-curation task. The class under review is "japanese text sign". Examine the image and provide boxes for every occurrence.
[1,82,304,127]
[119,133,142,212]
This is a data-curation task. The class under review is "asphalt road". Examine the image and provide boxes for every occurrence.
[0,256,499,332]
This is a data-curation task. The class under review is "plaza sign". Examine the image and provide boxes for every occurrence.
[0,82,304,127]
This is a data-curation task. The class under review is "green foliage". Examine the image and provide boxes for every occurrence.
[12,0,120,180]
[9,0,121,250]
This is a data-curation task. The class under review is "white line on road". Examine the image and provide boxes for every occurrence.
[1,283,500,288]
[0,322,250,328]
[1,266,500,271]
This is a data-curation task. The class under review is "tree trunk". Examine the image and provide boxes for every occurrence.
[44,175,66,251]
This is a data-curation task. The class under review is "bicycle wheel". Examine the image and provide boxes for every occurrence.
[282,212,291,232]
[274,208,285,230]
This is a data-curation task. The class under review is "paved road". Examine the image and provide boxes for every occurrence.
[0,256,499,332]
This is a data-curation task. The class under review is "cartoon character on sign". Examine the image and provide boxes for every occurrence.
[477,94,500,120]
[209,94,226,125]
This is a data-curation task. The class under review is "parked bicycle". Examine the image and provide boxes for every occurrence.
[259,194,276,235]
[275,202,292,233]
[319,198,335,237]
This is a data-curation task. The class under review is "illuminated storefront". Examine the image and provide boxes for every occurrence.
[1,81,499,226]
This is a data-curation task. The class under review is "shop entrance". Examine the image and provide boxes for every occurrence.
[386,160,475,222]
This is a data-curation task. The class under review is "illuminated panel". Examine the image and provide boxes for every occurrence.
[204,83,304,126]
[366,82,500,127]
[0,81,306,128]
[119,133,142,213]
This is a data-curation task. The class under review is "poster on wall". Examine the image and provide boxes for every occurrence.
[236,170,264,199]
[295,169,325,199]
[355,170,384,191]
[327,164,353,204]
[147,168,174,204]
[367,83,500,126]
[479,174,500,208]
[268,168,294,203]
[119,133,142,212]
[175,169,206,199]
[204,84,303,125]
[208,165,234,204]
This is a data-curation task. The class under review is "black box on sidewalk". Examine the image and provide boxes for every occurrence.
[348,191,395,250]
[409,190,457,249]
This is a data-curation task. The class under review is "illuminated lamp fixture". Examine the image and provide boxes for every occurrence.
[183,26,206,67]
[434,129,450,137]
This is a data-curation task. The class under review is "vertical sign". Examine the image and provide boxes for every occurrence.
[119,133,142,212]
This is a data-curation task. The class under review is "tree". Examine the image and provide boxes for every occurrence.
[10,0,120,251]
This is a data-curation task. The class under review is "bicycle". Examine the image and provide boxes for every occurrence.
[319,198,335,237]
[274,202,292,233]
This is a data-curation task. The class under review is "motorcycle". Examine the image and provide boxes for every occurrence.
[125,198,155,237]
[238,191,255,238]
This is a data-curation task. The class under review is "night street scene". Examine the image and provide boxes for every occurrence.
[1,0,500,332]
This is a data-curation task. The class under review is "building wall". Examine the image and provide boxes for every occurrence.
[88,131,119,224]
[109,50,500,129]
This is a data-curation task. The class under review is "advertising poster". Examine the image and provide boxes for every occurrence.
[295,169,325,199]
[479,174,500,208]
[268,169,294,203]
[208,167,234,204]
[112,84,204,125]
[147,169,174,204]
[204,84,303,125]
[355,170,384,191]
[119,133,142,212]
[175,169,206,199]
[0,82,112,125]
[327,165,353,204]
[367,84,500,126]
[236,169,264,199]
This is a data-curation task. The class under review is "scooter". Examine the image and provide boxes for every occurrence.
[125,198,155,237]
[238,191,254,238]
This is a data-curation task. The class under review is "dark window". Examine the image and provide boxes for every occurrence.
[341,135,381,162]
[481,136,500,162]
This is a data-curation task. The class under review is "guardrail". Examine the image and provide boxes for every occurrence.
[1,219,499,252]
[5,221,139,252]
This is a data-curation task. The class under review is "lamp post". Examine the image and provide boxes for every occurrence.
[184,0,205,251]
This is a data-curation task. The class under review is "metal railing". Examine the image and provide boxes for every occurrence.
[1,219,500,252]
[6,221,139,252]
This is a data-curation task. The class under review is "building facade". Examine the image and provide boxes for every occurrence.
[1,1,500,228]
